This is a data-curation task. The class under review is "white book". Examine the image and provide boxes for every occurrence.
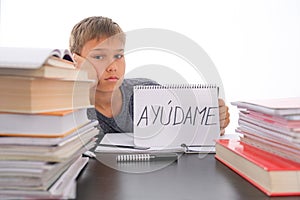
[0,156,88,199]
[95,133,218,153]
[0,109,91,136]
[95,133,185,153]
[238,113,300,138]
[0,47,73,69]
[0,129,98,162]
[237,120,300,143]
[0,156,78,190]
[0,120,98,145]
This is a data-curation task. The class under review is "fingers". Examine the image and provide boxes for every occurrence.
[218,98,230,135]
[219,115,230,136]
[73,53,86,68]
[220,106,229,118]
[73,54,98,83]
[219,116,230,136]
[220,115,230,128]
[220,128,225,136]
[218,98,228,121]
[218,98,225,107]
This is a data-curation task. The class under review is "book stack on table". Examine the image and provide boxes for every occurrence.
[0,47,99,199]
[215,97,300,196]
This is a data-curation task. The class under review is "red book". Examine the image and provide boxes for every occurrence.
[215,139,300,196]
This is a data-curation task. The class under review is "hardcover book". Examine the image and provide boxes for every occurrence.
[0,76,94,113]
[215,139,300,196]
[0,109,90,137]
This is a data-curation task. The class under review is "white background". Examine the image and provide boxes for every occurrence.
[1,0,300,134]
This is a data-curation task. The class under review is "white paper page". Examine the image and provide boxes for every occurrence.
[95,133,184,153]
[0,47,63,69]
[133,85,220,148]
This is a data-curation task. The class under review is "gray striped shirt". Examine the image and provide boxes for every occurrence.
[87,78,157,134]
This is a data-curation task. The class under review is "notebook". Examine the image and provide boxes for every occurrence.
[95,132,219,153]
[95,133,185,153]
[133,84,220,149]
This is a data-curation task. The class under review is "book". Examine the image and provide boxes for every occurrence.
[0,120,98,145]
[239,132,300,163]
[0,76,94,113]
[95,133,185,153]
[238,115,300,143]
[238,111,300,138]
[0,109,90,137]
[237,120,300,144]
[0,47,89,80]
[215,139,300,196]
[133,84,220,148]
[231,97,300,116]
[0,47,88,80]
[0,181,76,200]
[0,128,98,162]
[0,156,88,199]
[0,63,88,80]
[95,133,218,153]
[247,110,300,128]
[0,47,74,69]
[0,155,78,190]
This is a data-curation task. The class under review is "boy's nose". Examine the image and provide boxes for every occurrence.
[106,60,118,72]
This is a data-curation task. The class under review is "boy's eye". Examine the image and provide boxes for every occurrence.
[93,55,105,60]
[114,54,124,59]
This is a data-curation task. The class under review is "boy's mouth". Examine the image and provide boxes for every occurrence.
[104,76,119,82]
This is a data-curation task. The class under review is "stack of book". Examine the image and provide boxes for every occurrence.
[215,97,300,196]
[0,47,98,199]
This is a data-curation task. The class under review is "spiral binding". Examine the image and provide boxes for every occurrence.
[134,84,217,90]
[116,154,151,162]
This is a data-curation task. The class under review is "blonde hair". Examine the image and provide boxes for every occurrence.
[69,16,124,54]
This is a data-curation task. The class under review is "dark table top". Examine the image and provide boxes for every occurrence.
[76,153,300,200]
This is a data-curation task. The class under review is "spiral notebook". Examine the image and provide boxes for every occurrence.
[133,84,220,149]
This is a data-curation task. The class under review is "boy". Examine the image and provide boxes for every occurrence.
[69,16,230,135]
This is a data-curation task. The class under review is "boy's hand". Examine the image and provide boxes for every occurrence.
[73,53,99,105]
[219,98,230,136]
[73,53,98,84]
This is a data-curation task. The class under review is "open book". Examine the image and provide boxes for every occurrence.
[94,133,217,153]
[0,47,73,68]
[0,47,87,79]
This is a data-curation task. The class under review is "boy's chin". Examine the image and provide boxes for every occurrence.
[96,85,119,93]
[95,80,123,92]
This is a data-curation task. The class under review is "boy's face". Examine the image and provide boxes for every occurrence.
[80,36,125,92]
